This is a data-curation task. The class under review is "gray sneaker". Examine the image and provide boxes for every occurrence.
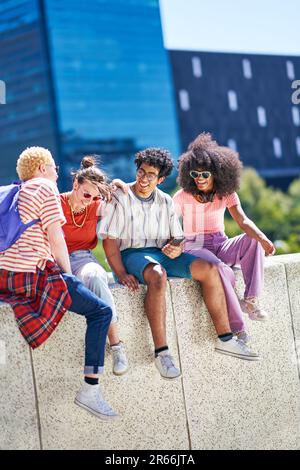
[110,341,129,376]
[75,382,119,420]
[215,337,260,361]
[154,350,181,379]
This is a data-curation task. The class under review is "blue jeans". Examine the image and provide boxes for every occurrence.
[63,274,112,375]
[69,250,118,323]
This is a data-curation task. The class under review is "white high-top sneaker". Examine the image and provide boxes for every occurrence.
[75,382,119,420]
[215,337,260,361]
[110,341,129,376]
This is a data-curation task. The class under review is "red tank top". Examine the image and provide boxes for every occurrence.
[60,193,100,253]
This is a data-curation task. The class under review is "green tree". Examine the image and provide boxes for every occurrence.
[225,168,292,242]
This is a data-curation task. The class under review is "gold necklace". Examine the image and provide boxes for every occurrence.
[68,196,88,228]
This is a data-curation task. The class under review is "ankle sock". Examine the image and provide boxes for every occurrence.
[84,376,99,386]
[155,345,169,357]
[218,332,233,342]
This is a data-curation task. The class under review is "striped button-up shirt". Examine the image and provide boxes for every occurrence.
[98,186,183,251]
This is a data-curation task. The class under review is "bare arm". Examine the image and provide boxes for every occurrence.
[96,182,128,217]
[103,238,139,290]
[47,221,72,273]
[228,204,276,255]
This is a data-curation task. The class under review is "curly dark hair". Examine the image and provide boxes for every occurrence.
[177,133,243,198]
[134,147,174,178]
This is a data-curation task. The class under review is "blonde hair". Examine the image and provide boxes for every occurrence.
[16,146,53,181]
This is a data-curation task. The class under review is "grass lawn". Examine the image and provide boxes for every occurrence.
[92,242,111,271]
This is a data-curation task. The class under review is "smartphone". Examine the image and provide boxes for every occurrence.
[169,237,184,246]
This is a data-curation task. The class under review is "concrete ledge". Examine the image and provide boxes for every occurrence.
[1,255,300,450]
[0,304,40,450]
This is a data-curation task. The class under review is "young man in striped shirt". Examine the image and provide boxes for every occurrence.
[0,146,118,420]
[99,148,259,381]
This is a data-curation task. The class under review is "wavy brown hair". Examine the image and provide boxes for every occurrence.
[177,133,243,198]
[71,155,112,201]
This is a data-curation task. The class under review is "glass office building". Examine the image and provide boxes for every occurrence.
[0,0,59,183]
[0,0,180,189]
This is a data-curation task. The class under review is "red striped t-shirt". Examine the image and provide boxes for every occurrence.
[0,178,66,272]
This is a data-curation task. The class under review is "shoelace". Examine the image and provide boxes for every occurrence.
[93,389,114,413]
[236,338,252,354]
[112,346,127,365]
[236,332,250,344]
[159,354,176,371]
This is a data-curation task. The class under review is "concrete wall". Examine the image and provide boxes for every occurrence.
[1,254,300,450]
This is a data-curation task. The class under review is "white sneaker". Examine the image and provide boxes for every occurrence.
[154,350,181,379]
[110,341,128,376]
[215,337,260,361]
[240,297,268,321]
[75,382,119,420]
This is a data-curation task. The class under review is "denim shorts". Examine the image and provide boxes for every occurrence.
[120,247,197,284]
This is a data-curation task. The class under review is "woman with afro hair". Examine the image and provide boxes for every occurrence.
[173,133,275,323]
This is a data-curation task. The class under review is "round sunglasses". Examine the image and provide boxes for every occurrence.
[189,170,212,179]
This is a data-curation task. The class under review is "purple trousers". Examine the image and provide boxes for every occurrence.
[184,232,264,333]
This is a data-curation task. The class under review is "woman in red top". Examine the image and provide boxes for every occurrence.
[61,156,128,376]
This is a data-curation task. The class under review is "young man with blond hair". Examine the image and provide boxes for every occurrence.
[0,146,118,420]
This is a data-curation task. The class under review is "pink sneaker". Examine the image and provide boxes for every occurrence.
[240,297,268,321]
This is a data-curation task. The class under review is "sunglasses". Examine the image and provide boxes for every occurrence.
[83,192,101,201]
[189,170,212,179]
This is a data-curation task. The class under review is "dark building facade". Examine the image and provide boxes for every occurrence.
[169,50,300,188]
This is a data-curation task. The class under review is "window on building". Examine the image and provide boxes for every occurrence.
[292,106,300,126]
[286,60,295,80]
[179,90,190,111]
[257,106,267,127]
[273,138,282,158]
[228,90,238,111]
[296,137,300,156]
[192,57,202,78]
[227,139,237,151]
[242,59,252,79]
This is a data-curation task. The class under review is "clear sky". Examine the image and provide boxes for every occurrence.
[159,0,300,56]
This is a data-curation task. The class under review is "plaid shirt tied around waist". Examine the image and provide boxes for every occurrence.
[0,261,71,349]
